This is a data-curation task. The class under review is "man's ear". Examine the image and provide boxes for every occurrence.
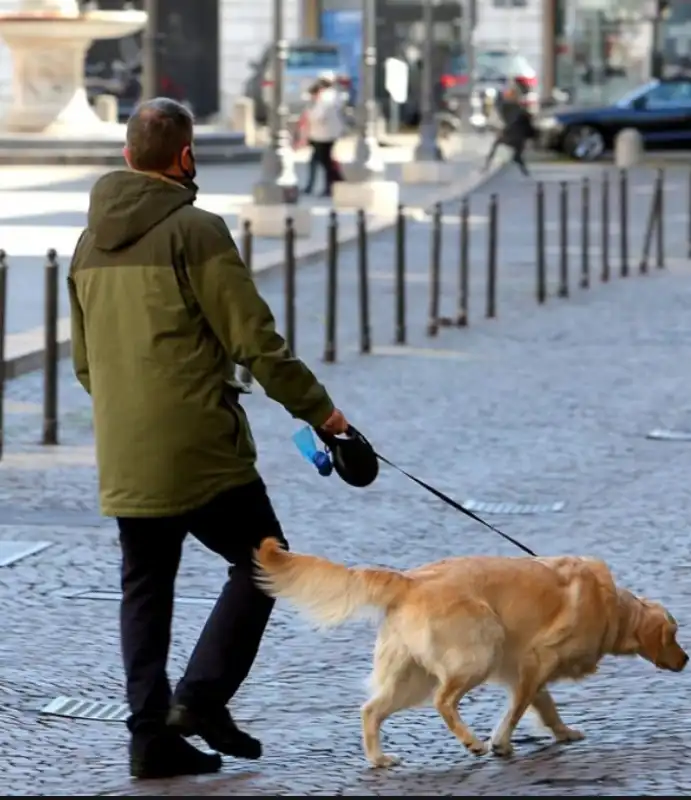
[122,147,132,168]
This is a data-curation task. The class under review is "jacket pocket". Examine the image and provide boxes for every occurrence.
[220,385,257,460]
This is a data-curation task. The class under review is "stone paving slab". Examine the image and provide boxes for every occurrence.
[1,164,691,794]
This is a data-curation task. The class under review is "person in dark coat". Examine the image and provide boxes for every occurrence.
[483,83,537,176]
[68,97,349,780]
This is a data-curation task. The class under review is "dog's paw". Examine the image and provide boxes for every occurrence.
[490,738,514,757]
[466,739,490,756]
[369,753,401,768]
[554,726,585,744]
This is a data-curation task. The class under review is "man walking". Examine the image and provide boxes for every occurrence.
[68,98,348,780]
[483,83,537,177]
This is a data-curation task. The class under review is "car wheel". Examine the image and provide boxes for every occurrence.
[563,125,606,161]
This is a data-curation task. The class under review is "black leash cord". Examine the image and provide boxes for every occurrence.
[375,452,538,557]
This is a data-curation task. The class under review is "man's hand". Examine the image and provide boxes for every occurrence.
[320,408,348,435]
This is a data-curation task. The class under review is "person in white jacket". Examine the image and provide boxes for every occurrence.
[302,77,344,197]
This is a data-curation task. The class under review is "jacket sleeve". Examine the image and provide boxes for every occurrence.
[67,274,91,395]
[185,213,335,428]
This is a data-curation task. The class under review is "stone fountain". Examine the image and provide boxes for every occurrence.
[0,0,259,164]
[0,0,147,133]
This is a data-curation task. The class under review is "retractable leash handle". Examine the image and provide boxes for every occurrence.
[315,425,380,488]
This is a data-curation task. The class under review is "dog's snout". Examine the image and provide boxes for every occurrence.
[670,650,689,672]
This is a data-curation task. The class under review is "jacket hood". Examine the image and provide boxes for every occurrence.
[87,170,197,251]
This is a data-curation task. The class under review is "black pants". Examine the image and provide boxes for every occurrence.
[305,140,341,194]
[485,136,530,176]
[118,479,287,735]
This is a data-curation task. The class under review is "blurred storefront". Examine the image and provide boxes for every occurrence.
[84,0,220,120]
[552,0,691,105]
[320,0,465,113]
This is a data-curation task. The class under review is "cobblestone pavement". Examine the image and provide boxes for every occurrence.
[2,163,691,795]
[0,134,487,336]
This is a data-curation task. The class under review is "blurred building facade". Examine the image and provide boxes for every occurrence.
[0,0,689,127]
[0,0,303,123]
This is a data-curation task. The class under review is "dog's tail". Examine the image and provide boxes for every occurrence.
[253,537,411,627]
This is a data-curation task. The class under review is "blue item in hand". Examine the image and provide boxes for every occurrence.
[293,426,333,476]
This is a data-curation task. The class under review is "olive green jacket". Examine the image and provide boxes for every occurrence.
[68,170,334,517]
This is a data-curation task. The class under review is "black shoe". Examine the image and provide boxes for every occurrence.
[129,732,222,780]
[302,186,313,195]
[167,703,262,760]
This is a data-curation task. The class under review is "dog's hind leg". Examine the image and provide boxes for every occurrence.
[531,688,585,744]
[362,632,435,768]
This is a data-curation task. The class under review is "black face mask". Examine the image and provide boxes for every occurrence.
[181,151,197,184]
[164,150,197,191]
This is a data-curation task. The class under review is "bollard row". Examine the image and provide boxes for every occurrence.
[253,167,673,368]
[0,170,678,459]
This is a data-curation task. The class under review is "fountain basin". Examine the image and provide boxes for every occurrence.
[0,1,258,163]
[0,10,147,41]
[0,8,147,134]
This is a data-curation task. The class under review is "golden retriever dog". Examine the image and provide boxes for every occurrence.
[254,538,687,767]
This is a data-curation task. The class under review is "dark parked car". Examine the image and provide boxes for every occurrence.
[537,77,691,161]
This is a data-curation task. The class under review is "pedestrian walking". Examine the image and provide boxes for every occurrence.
[483,83,537,177]
[67,97,349,780]
[301,76,344,197]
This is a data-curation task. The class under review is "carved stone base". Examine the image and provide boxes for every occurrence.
[332,180,400,215]
[401,160,456,185]
[239,204,312,238]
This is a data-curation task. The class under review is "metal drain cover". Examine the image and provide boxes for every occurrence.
[462,500,565,515]
[41,695,128,722]
[70,589,215,606]
[647,428,691,442]
[0,540,52,567]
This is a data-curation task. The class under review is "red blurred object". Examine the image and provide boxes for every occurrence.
[262,79,273,87]
[515,75,538,88]
[337,76,351,87]
[440,73,469,88]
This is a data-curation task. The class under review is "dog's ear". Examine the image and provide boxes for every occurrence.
[635,609,664,666]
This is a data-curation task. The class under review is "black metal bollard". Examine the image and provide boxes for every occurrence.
[241,219,253,273]
[558,181,569,298]
[284,217,296,354]
[639,172,661,275]
[619,169,629,277]
[536,182,546,304]
[486,194,498,319]
[43,249,59,446]
[238,220,254,386]
[426,202,442,337]
[601,173,610,283]
[356,209,371,355]
[323,210,338,363]
[580,177,590,289]
[656,168,665,270]
[456,196,470,326]
[0,250,6,461]
[394,204,406,344]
